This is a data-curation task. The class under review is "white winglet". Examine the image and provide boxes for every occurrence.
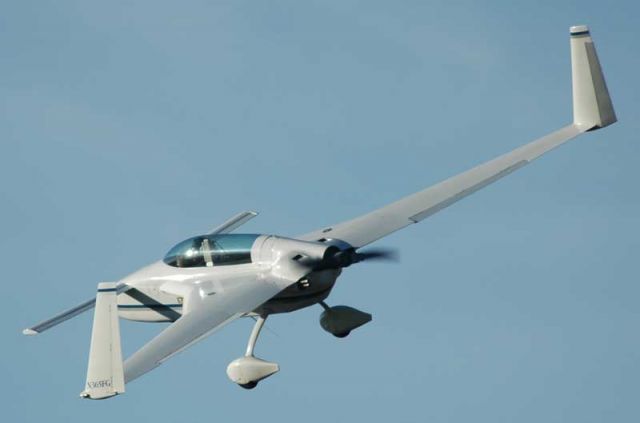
[79,282,125,400]
[570,25,616,129]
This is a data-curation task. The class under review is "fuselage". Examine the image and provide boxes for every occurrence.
[116,234,342,322]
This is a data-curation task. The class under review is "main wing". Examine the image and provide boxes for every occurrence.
[124,276,282,383]
[300,26,616,248]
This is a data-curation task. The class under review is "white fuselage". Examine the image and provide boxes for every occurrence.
[117,234,342,322]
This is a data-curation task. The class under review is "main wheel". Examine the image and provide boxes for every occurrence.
[239,381,258,390]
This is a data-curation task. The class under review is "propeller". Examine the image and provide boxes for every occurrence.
[352,248,398,263]
[303,246,398,271]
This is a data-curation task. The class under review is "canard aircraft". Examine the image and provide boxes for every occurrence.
[24,26,616,399]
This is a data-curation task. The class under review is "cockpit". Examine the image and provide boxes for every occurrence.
[163,234,260,268]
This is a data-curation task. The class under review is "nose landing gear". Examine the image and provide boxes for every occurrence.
[226,315,279,389]
[319,301,372,338]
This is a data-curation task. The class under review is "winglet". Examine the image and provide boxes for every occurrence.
[79,282,125,400]
[570,25,616,130]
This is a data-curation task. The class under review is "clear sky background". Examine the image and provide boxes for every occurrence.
[2,1,639,422]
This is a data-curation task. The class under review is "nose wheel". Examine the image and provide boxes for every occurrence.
[333,331,351,338]
[226,315,279,389]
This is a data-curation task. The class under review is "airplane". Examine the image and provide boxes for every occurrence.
[23,25,616,400]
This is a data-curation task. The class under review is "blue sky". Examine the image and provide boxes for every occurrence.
[2,1,639,422]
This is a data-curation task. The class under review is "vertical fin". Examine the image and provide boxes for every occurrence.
[570,25,616,130]
[80,282,125,400]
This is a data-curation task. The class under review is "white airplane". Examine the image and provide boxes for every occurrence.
[24,26,616,400]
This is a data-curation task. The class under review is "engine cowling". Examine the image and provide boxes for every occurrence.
[250,236,340,283]
[252,235,337,264]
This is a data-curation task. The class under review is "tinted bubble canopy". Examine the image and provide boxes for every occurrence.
[163,234,260,268]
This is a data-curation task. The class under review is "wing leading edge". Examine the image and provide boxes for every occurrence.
[300,26,616,248]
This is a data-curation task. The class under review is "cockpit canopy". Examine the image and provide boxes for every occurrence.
[163,234,260,268]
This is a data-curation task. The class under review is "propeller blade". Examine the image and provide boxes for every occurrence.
[354,248,398,263]
[301,246,399,270]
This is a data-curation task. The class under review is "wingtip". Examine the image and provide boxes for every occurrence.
[22,328,39,336]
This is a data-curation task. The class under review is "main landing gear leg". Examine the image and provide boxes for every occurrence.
[226,315,279,389]
[245,315,266,357]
